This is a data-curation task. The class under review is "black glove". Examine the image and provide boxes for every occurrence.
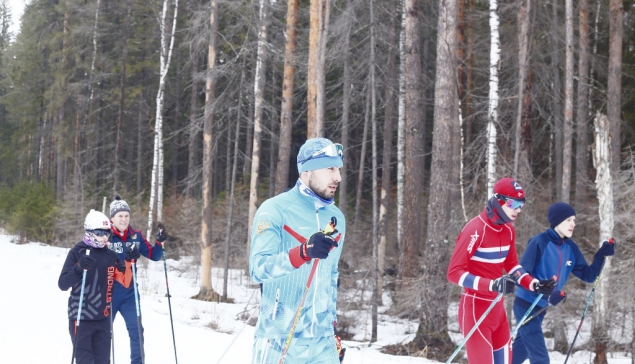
[490,275,516,294]
[156,223,168,244]
[125,245,141,262]
[78,254,95,271]
[549,290,567,306]
[115,258,126,273]
[533,278,556,295]
[300,232,338,260]
[596,239,615,257]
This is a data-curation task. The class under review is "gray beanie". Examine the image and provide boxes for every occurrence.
[110,196,131,218]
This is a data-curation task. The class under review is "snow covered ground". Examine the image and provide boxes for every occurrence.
[0,232,630,363]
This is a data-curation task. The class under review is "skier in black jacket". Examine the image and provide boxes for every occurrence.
[59,209,133,364]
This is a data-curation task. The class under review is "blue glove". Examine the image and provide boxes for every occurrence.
[549,290,567,306]
[597,240,615,257]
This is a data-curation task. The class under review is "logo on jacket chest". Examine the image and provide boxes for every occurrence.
[566,260,572,266]
[467,231,479,253]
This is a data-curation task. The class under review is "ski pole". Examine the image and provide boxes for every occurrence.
[279,217,337,364]
[510,293,544,340]
[71,249,90,364]
[519,304,550,327]
[563,238,614,364]
[110,300,116,364]
[131,258,145,364]
[445,292,503,364]
[158,223,178,364]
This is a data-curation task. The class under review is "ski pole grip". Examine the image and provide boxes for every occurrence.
[608,237,614,244]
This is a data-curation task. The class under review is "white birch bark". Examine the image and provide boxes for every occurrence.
[486,0,499,198]
[369,0,378,340]
[561,0,574,202]
[592,111,613,334]
[147,0,179,237]
[247,0,270,252]
[88,0,100,105]
[396,0,405,249]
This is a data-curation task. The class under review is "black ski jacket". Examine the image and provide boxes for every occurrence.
[58,242,132,321]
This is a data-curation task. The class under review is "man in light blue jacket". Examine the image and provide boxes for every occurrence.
[250,138,346,364]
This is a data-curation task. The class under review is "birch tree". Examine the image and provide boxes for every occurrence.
[274,0,299,195]
[147,0,179,237]
[486,0,500,197]
[247,0,271,255]
[306,0,330,138]
[592,112,613,363]
[513,0,531,178]
[396,0,405,249]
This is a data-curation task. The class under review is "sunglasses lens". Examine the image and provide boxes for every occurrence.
[507,199,525,210]
[92,229,111,237]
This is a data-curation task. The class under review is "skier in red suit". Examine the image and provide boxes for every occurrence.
[447,178,555,364]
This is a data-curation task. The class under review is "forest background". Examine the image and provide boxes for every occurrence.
[0,0,634,362]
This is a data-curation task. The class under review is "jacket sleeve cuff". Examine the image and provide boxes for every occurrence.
[519,274,537,291]
[289,246,308,269]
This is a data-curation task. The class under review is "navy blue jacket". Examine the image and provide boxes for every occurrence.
[108,226,164,297]
[59,242,132,321]
[515,228,604,307]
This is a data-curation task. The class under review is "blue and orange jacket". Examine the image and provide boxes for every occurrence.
[59,242,132,321]
[515,228,604,307]
[108,225,164,296]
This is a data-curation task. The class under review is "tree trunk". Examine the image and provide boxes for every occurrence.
[551,0,563,201]
[396,0,405,250]
[274,0,299,195]
[148,0,179,236]
[513,0,530,177]
[353,88,370,237]
[378,0,398,305]
[223,95,242,302]
[113,0,132,196]
[592,112,614,364]
[414,0,457,348]
[186,49,200,198]
[338,0,353,218]
[369,0,378,342]
[575,0,590,210]
[561,0,574,203]
[306,0,330,138]
[198,0,220,300]
[607,0,622,172]
[247,0,270,262]
[486,0,500,197]
[400,0,423,280]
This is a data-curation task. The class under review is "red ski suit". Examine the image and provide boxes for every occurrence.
[447,210,535,364]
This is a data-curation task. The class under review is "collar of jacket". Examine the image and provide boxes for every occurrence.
[547,228,567,246]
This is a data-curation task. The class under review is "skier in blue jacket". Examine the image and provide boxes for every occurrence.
[512,202,615,364]
[250,138,346,364]
[108,196,167,364]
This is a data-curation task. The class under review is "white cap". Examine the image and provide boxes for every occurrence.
[84,209,111,231]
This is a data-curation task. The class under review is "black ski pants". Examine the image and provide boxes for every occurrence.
[68,318,111,364]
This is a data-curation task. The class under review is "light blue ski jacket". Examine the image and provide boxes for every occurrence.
[250,183,346,339]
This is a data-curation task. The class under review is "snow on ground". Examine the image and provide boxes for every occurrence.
[0,232,630,363]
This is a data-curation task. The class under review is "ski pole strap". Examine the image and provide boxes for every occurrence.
[510,293,543,340]
[445,292,503,364]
